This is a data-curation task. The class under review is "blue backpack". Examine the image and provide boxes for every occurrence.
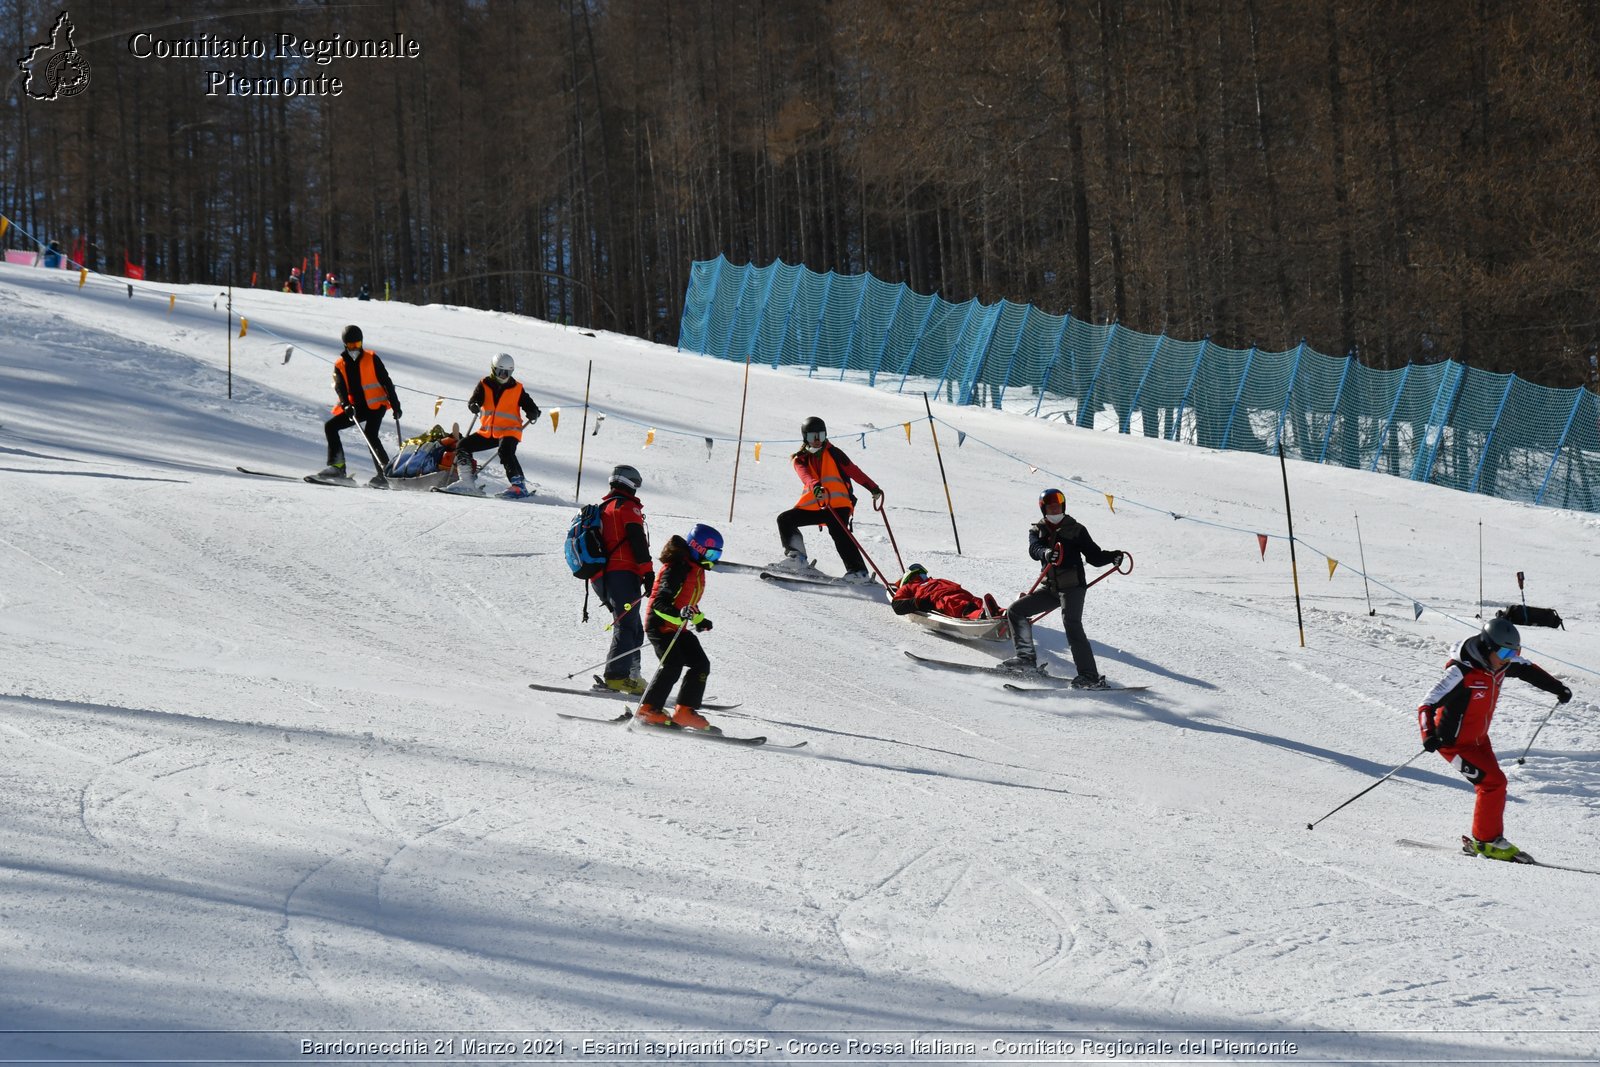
[564,503,609,579]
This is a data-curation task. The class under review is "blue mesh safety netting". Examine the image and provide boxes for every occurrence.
[680,256,1600,513]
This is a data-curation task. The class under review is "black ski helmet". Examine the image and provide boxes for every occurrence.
[609,463,643,492]
[801,416,827,438]
[341,324,363,346]
[1039,487,1067,513]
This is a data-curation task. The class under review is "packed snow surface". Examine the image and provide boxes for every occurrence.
[2,263,1598,1063]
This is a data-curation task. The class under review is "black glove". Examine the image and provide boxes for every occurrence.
[468,402,481,415]
[530,406,542,422]
[811,483,827,501]
[1422,732,1441,753]
[1048,544,1064,566]
[695,616,713,633]
[392,404,402,420]
[1110,550,1125,566]
[1558,685,1573,704]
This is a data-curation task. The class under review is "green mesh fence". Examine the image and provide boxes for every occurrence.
[680,256,1600,513]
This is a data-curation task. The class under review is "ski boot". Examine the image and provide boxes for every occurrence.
[603,677,647,696]
[672,705,716,732]
[839,570,874,585]
[997,653,1039,673]
[1468,835,1524,862]
[1072,674,1110,690]
[635,704,670,726]
[500,475,530,499]
[313,462,348,480]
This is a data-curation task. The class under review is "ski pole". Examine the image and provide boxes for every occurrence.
[563,601,651,680]
[1516,697,1565,765]
[1306,748,1426,830]
[1029,552,1133,624]
[345,401,390,481]
[823,506,889,586]
[395,417,404,449]
[872,492,905,575]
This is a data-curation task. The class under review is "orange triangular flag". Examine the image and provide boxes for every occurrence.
[644,428,655,447]
[78,268,88,288]
[167,295,175,314]
[1327,558,1339,579]
[1105,494,1115,513]
[903,422,912,443]
[754,442,762,462]
[0,217,10,239]
[1257,533,1269,559]
[238,317,248,337]
[549,409,560,432]
[433,398,444,417]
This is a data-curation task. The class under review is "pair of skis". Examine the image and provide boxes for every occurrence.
[239,467,538,500]
[552,707,806,749]
[1396,837,1599,876]
[902,650,1150,693]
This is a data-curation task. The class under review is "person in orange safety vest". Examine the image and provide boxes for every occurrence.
[774,416,882,584]
[453,352,542,498]
[316,324,401,485]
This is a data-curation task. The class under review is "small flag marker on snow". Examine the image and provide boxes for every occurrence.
[1257,533,1269,560]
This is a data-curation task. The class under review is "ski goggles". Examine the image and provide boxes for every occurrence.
[803,430,827,446]
[699,546,722,566]
[1495,644,1520,660]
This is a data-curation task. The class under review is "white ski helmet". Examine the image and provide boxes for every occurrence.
[491,353,514,382]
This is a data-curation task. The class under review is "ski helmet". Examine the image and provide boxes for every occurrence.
[341,324,363,346]
[491,353,514,382]
[901,563,929,585]
[1039,488,1067,514]
[1483,616,1522,660]
[609,463,643,492]
[686,523,724,567]
[801,416,827,451]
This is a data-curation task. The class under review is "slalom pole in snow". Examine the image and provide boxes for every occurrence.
[574,360,593,502]
[1278,442,1306,648]
[728,350,754,523]
[1354,512,1375,616]
[1516,697,1565,765]
[1306,748,1426,830]
[921,393,962,555]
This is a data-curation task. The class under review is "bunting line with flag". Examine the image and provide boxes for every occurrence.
[1413,602,1424,620]
[644,428,655,447]
[1105,494,1115,513]
[0,216,9,239]
[754,443,762,462]
[902,422,911,443]
[1327,558,1339,579]
[238,318,248,337]
[549,409,559,432]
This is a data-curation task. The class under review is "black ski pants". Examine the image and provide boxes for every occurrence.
[777,505,865,573]
[592,570,647,682]
[325,410,391,473]
[459,433,524,481]
[1006,585,1099,680]
[642,625,710,710]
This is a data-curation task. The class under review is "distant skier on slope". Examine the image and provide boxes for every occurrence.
[999,488,1126,688]
[773,416,881,583]
[316,324,401,486]
[453,353,542,498]
[1417,617,1571,861]
[637,524,723,731]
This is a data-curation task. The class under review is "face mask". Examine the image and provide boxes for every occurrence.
[804,444,823,454]
[1044,513,1065,525]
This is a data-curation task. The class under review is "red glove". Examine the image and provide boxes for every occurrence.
[1417,706,1441,751]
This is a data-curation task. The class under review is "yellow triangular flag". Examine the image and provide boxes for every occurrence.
[0,217,9,239]
[167,295,175,314]
[432,397,444,417]
[1327,558,1339,579]
[645,428,655,447]
[549,409,560,432]
[754,442,762,462]
[903,422,912,443]
[78,268,88,288]
[1105,494,1115,513]
[238,317,248,337]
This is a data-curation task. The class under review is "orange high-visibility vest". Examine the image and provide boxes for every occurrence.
[480,380,525,440]
[793,447,853,511]
[332,350,390,414]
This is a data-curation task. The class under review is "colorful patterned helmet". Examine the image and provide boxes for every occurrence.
[900,563,929,585]
[686,523,724,568]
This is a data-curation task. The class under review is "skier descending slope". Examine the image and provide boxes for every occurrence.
[316,324,402,486]
[637,524,724,731]
[1417,617,1573,861]
[455,353,543,498]
[772,416,882,583]
[999,488,1126,688]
